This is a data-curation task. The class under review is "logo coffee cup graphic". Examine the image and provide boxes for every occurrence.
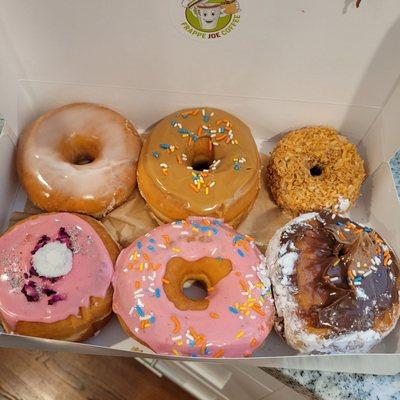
[194,2,222,30]
[180,0,241,39]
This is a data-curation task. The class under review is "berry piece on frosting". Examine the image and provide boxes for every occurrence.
[32,241,73,278]
[21,281,39,302]
[28,263,39,277]
[31,235,51,255]
[56,227,73,251]
[48,293,66,305]
[42,287,57,297]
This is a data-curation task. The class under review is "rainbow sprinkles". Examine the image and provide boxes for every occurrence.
[150,108,242,194]
[112,216,274,358]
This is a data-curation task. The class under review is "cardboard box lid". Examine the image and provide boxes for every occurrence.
[2,0,400,129]
[0,0,400,374]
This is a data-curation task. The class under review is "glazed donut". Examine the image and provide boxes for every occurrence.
[0,213,119,341]
[267,211,400,353]
[267,126,365,215]
[17,103,142,217]
[138,108,260,227]
[113,216,274,357]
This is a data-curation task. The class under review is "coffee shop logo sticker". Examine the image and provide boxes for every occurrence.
[179,0,241,40]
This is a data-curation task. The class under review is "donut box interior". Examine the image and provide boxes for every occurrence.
[0,1,400,375]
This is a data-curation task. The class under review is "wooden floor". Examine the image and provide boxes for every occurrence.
[0,349,195,400]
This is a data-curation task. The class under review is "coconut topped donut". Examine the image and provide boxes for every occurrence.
[138,108,260,227]
[113,216,274,357]
[267,211,400,354]
[17,103,142,217]
[267,126,365,215]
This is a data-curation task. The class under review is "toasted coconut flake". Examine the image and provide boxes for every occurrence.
[267,126,365,215]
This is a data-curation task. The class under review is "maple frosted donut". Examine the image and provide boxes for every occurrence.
[17,103,142,217]
[267,126,365,215]
[0,213,119,341]
[138,108,261,227]
[113,217,274,357]
[267,211,400,353]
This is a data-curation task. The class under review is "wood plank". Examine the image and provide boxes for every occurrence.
[0,349,195,400]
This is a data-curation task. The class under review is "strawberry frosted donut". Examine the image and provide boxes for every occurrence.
[0,213,118,341]
[17,103,142,217]
[113,217,274,358]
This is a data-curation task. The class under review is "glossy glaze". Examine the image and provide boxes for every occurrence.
[113,217,274,358]
[17,103,141,216]
[268,212,400,353]
[0,213,113,329]
[138,108,260,224]
[284,212,399,332]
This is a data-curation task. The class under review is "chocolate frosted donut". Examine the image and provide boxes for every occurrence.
[267,212,400,353]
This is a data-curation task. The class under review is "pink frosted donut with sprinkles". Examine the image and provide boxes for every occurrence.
[113,217,274,358]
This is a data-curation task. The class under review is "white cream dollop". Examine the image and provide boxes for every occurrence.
[32,241,73,278]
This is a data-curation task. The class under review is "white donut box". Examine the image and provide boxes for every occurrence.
[0,0,399,376]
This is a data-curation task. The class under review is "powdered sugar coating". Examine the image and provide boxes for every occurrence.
[335,196,351,212]
[266,213,396,354]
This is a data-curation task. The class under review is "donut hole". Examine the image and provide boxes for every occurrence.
[164,257,232,311]
[59,133,100,166]
[182,279,209,301]
[73,154,95,165]
[310,165,323,177]
[338,247,349,258]
[190,138,215,171]
[192,159,213,172]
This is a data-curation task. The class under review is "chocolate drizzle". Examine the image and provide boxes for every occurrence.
[282,212,399,333]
